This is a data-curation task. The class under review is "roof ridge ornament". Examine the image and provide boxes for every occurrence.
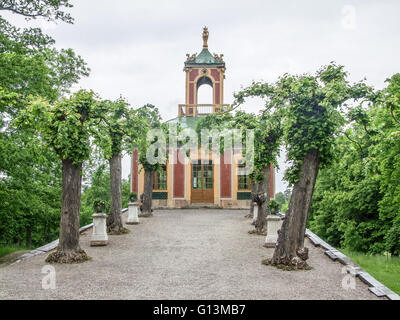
[202,26,209,49]
[186,52,197,61]
[213,53,224,62]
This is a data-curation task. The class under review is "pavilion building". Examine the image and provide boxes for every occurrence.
[131,27,275,208]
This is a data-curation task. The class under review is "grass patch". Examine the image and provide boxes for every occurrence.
[342,249,400,295]
[0,245,28,258]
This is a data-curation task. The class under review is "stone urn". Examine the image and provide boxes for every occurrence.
[264,215,283,248]
[127,202,140,225]
[90,213,108,246]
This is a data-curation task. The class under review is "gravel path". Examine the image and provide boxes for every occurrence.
[0,209,381,300]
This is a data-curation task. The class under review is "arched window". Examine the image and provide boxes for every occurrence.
[196,76,213,105]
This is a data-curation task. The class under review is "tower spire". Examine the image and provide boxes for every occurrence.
[202,26,209,49]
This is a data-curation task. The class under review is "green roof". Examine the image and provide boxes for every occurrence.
[185,49,224,66]
[165,116,202,130]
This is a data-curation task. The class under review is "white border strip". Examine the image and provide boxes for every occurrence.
[305,229,400,300]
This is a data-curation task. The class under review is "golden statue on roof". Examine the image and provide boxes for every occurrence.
[202,26,209,49]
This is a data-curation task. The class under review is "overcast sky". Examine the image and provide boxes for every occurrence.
[5,0,400,193]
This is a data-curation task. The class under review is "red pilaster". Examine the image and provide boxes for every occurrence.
[270,164,274,198]
[190,69,199,81]
[220,150,232,198]
[189,83,195,104]
[214,83,220,104]
[211,69,220,82]
[173,150,185,198]
[131,150,138,193]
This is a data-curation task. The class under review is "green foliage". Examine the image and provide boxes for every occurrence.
[230,81,281,175]
[15,90,100,164]
[0,1,91,250]
[129,192,137,202]
[0,1,74,23]
[196,108,282,183]
[0,245,28,258]
[0,142,61,247]
[0,16,89,102]
[92,97,141,160]
[274,190,291,211]
[384,73,400,126]
[230,63,371,186]
[281,202,289,214]
[93,200,106,213]
[80,163,131,225]
[277,63,371,184]
[227,63,371,186]
[4,90,100,248]
[309,74,400,255]
[0,105,62,248]
[267,200,280,214]
[135,104,165,173]
[81,163,111,224]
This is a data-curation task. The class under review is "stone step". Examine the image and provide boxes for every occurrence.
[187,203,220,209]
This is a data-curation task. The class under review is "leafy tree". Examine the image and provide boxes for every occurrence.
[259,63,371,270]
[197,105,282,234]
[0,123,61,247]
[275,189,291,213]
[231,91,283,234]
[14,90,100,263]
[92,98,140,234]
[274,192,287,212]
[0,1,89,252]
[135,104,163,217]
[80,160,131,228]
[308,73,400,256]
[379,74,400,254]
[0,3,89,103]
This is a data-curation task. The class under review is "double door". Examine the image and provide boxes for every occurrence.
[191,160,214,203]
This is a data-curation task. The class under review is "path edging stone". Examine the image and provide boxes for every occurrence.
[305,229,400,300]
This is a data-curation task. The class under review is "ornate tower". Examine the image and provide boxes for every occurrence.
[179,27,229,117]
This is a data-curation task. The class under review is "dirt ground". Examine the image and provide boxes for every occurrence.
[0,209,381,300]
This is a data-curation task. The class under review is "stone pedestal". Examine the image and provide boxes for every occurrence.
[90,213,108,246]
[252,203,258,225]
[127,202,140,225]
[264,215,283,248]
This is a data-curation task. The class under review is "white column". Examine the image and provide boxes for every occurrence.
[90,213,108,246]
[127,202,140,225]
[264,215,283,248]
[252,202,258,225]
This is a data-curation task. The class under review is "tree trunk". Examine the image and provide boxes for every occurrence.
[46,159,89,264]
[140,169,154,217]
[265,149,320,270]
[106,154,128,234]
[254,165,271,234]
